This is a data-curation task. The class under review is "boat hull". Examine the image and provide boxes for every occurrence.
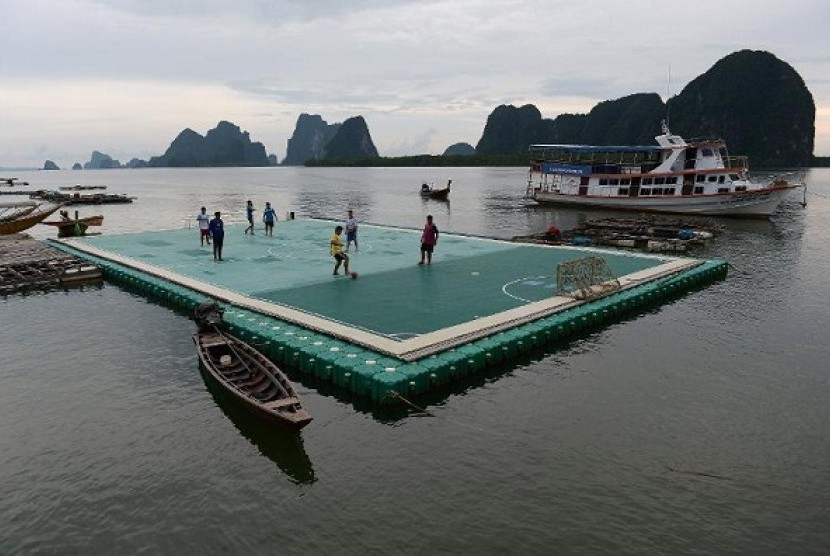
[41,215,104,227]
[193,331,311,430]
[420,188,450,200]
[530,186,796,217]
[0,203,62,234]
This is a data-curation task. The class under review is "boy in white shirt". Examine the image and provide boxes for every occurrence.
[196,206,211,245]
[345,209,358,252]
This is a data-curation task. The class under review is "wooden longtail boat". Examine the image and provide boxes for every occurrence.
[41,215,104,227]
[420,179,451,200]
[193,303,311,430]
[0,203,62,235]
[0,202,38,223]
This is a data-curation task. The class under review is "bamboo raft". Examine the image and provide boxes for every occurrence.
[0,235,101,293]
[513,217,721,253]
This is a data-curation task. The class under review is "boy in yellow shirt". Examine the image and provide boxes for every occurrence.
[330,225,350,276]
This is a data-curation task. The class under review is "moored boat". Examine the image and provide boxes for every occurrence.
[41,214,104,227]
[59,185,107,191]
[30,190,135,205]
[420,179,451,200]
[193,302,311,431]
[0,202,62,235]
[525,122,805,217]
[1,177,29,187]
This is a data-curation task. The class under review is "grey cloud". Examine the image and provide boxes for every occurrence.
[85,0,429,23]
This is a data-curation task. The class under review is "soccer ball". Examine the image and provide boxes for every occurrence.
[350,271,358,279]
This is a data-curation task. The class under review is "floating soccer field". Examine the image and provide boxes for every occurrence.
[52,219,726,402]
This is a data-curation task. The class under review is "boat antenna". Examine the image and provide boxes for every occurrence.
[665,64,672,131]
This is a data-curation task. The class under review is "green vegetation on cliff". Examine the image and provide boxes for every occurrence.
[306,153,530,167]
[667,49,814,167]
[468,50,813,168]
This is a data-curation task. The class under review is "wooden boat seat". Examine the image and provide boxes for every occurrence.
[264,398,301,409]
[201,337,234,348]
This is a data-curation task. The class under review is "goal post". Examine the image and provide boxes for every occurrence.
[556,256,621,300]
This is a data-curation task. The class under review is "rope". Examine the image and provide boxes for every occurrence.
[383,391,522,436]
[384,391,434,416]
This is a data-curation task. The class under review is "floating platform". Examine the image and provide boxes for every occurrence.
[0,234,101,293]
[50,219,727,403]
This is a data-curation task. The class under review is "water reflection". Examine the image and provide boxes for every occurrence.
[199,367,316,484]
[293,189,373,221]
[420,196,450,219]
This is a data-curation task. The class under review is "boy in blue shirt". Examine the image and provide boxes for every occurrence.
[263,202,277,236]
[209,211,225,261]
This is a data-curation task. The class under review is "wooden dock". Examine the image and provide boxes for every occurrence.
[0,234,101,293]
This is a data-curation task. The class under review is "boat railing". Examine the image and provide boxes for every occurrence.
[722,155,748,169]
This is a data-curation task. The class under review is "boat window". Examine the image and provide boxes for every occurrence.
[599,178,608,185]
[618,188,629,196]
[666,176,678,184]
[735,185,747,192]
[696,174,706,183]
[718,175,725,184]
[652,188,664,195]
[620,178,631,185]
[694,186,705,195]
[640,188,651,196]
[702,148,714,157]
[609,178,619,186]
[642,178,653,185]
[718,187,730,193]
[664,188,676,195]
[707,176,718,182]
[729,174,740,181]
[654,177,665,185]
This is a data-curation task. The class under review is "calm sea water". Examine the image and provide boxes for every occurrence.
[2,167,829,554]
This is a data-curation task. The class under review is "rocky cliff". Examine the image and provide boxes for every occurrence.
[443,142,475,156]
[126,158,148,168]
[475,50,814,166]
[323,116,379,160]
[43,160,59,170]
[148,121,270,167]
[475,104,551,155]
[283,114,341,166]
[83,151,122,169]
[666,50,814,167]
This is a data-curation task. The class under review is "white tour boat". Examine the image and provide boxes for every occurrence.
[525,122,805,217]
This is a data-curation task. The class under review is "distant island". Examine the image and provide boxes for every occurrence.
[317,50,815,168]
[147,121,271,167]
[35,49,817,170]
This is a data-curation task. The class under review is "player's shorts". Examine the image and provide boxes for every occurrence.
[421,242,434,253]
[200,229,211,238]
[347,231,357,242]
[334,253,348,262]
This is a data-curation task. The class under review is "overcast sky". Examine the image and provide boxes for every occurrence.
[1,0,828,168]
